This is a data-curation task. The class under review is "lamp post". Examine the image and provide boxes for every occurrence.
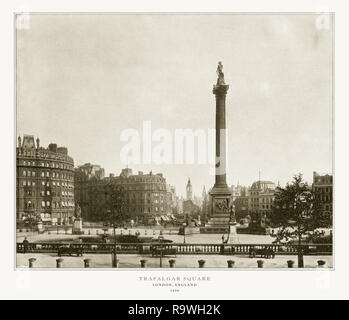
[107,208,117,268]
[158,232,164,268]
[106,183,126,269]
[112,221,117,268]
[183,222,186,244]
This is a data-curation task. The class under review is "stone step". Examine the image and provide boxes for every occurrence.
[200,227,229,234]
[210,215,230,218]
[208,218,230,222]
[207,222,229,226]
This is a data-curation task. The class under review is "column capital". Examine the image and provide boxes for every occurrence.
[213,84,229,95]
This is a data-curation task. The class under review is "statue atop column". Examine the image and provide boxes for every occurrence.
[216,61,225,85]
[213,61,229,95]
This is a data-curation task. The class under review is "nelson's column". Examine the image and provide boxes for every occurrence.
[201,62,236,236]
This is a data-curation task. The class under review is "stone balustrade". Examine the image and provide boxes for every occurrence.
[17,242,332,256]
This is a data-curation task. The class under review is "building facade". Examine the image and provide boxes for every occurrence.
[166,184,178,214]
[312,171,333,219]
[248,180,276,214]
[16,135,75,225]
[231,185,249,221]
[247,180,276,227]
[74,166,174,224]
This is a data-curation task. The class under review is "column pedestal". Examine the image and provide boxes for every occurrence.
[200,187,232,234]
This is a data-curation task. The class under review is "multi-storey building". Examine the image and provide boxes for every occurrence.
[74,163,106,222]
[248,180,276,214]
[16,135,75,225]
[74,166,174,224]
[247,180,276,227]
[166,184,178,214]
[312,171,333,219]
[177,196,184,214]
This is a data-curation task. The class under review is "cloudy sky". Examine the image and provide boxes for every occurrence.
[16,14,333,196]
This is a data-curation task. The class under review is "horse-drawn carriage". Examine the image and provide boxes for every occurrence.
[249,246,275,259]
[57,244,84,257]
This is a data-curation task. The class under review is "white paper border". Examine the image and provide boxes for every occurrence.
[1,0,348,300]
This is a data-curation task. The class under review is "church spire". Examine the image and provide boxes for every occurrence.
[186,178,193,201]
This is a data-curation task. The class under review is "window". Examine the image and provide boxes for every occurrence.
[46,171,49,177]
[41,162,44,167]
[28,171,31,177]
[41,201,45,208]
[53,172,55,178]
[32,181,35,186]
[23,171,26,177]
[32,171,35,177]
[23,181,26,186]
[41,172,44,177]
[46,190,50,196]
[46,201,50,207]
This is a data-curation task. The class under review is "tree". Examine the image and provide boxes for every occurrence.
[104,182,128,227]
[270,174,332,267]
[104,182,128,268]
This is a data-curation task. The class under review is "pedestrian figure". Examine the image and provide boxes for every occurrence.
[22,237,29,253]
[222,235,225,243]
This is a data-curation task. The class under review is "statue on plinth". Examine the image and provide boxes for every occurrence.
[75,203,82,219]
[229,203,237,226]
[72,202,83,235]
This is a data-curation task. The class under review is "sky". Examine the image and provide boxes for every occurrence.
[16,14,333,197]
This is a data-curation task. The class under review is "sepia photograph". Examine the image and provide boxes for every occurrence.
[15,13,333,270]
